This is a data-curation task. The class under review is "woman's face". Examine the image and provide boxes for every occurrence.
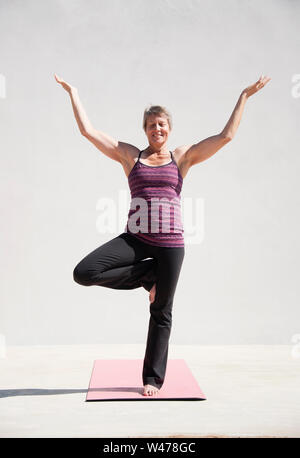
[145,114,170,149]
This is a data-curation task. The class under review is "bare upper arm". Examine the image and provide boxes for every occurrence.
[82,127,139,165]
[175,133,231,171]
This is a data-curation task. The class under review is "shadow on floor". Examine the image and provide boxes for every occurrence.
[0,387,145,398]
[0,388,88,398]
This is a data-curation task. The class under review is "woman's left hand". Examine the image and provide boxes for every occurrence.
[242,75,271,98]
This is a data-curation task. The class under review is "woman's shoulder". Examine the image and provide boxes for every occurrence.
[118,143,141,178]
[118,142,140,159]
[118,142,141,166]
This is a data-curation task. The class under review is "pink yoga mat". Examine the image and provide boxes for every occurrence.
[86,359,206,401]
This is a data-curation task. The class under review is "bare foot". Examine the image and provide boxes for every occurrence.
[143,384,159,396]
[149,283,156,303]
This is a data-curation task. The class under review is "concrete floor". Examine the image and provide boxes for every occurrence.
[0,344,299,438]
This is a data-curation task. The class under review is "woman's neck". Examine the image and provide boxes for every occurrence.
[145,145,169,156]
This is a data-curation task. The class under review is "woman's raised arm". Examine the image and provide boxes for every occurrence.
[54,73,137,164]
[176,75,271,169]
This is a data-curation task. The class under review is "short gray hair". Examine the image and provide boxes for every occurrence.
[143,105,173,131]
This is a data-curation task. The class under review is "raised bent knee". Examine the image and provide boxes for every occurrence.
[73,264,94,286]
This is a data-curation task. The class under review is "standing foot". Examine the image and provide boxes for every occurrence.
[143,384,159,396]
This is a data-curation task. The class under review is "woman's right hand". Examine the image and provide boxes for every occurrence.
[54,73,77,94]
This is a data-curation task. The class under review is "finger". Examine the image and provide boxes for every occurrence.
[261,76,271,86]
[262,75,271,83]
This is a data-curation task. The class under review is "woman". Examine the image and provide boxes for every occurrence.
[55,73,271,396]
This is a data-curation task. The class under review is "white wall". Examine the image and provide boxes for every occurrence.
[1,0,299,345]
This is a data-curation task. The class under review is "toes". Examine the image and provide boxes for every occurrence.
[143,386,159,396]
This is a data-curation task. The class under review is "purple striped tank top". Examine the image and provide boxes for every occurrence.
[124,149,184,247]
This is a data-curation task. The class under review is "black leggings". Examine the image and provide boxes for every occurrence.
[73,232,185,389]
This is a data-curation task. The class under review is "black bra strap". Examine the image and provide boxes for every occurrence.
[137,150,144,162]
